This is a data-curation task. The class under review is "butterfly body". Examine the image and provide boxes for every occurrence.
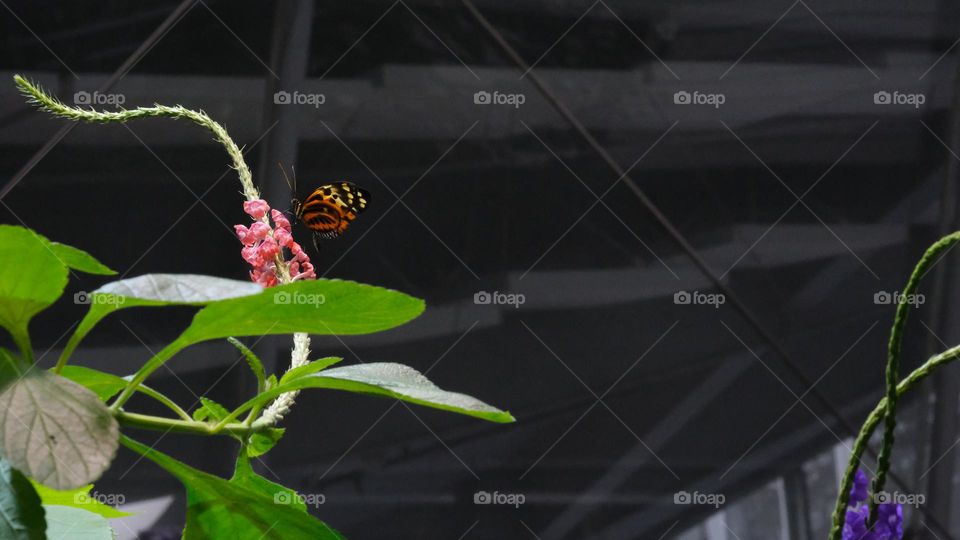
[292,182,370,249]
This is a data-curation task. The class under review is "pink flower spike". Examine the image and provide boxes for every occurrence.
[248,221,271,242]
[244,199,270,219]
[271,209,291,231]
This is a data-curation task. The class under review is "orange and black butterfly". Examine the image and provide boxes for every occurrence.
[292,182,370,251]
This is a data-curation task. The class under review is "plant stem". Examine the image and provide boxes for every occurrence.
[116,410,270,437]
[828,344,960,540]
[870,231,960,523]
[136,384,194,422]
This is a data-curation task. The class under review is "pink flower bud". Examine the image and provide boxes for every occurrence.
[234,225,251,245]
[243,199,270,219]
[273,227,293,247]
[248,221,271,242]
[259,237,280,259]
[271,209,291,231]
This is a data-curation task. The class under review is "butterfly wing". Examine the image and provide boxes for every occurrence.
[298,182,370,240]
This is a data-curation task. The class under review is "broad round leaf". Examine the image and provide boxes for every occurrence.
[95,274,263,305]
[43,505,113,540]
[0,371,119,490]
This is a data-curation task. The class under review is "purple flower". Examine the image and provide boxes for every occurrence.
[841,471,903,540]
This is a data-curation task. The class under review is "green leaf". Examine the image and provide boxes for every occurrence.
[236,363,514,424]
[0,225,70,358]
[43,242,115,276]
[246,428,285,458]
[0,457,46,539]
[228,337,265,393]
[0,369,119,489]
[232,452,304,512]
[193,397,231,422]
[58,274,264,370]
[43,505,113,540]
[120,436,344,540]
[181,280,425,341]
[28,480,130,518]
[57,366,126,402]
[279,357,342,385]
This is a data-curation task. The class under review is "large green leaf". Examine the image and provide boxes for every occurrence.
[0,225,70,358]
[181,279,425,341]
[57,274,264,368]
[29,480,130,518]
[229,363,514,424]
[42,505,113,540]
[0,457,45,539]
[0,368,119,490]
[120,436,344,540]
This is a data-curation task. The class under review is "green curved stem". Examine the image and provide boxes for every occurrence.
[870,231,960,523]
[829,344,960,540]
[135,384,193,422]
[116,410,268,437]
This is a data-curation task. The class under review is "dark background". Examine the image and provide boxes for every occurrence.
[2,1,959,538]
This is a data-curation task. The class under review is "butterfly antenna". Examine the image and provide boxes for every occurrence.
[277,162,294,192]
[312,233,322,254]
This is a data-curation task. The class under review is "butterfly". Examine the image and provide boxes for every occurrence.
[291,182,370,251]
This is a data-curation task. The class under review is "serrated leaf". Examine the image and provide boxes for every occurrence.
[121,436,344,540]
[28,480,130,518]
[44,242,115,276]
[43,505,114,540]
[0,370,119,490]
[0,457,46,539]
[192,398,230,422]
[279,357,342,385]
[228,338,265,393]
[246,428,285,458]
